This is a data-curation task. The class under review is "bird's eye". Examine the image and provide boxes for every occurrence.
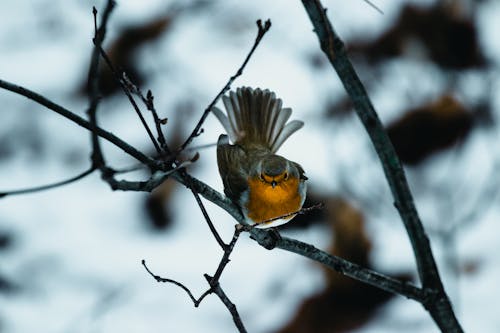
[283,172,289,180]
[259,173,265,181]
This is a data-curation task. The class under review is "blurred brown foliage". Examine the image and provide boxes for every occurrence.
[82,16,172,97]
[277,198,410,333]
[387,95,474,165]
[81,1,211,97]
[349,3,485,70]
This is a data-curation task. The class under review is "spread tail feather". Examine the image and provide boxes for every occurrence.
[212,87,303,153]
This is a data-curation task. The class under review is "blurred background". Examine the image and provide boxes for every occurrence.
[1,0,499,332]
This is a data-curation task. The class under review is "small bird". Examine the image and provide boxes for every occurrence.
[212,87,307,228]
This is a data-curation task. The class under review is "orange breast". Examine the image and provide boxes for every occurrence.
[245,176,302,224]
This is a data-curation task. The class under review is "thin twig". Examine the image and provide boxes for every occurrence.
[142,260,199,305]
[204,274,247,333]
[190,187,226,250]
[143,226,247,332]
[171,172,244,223]
[123,77,170,154]
[88,1,115,169]
[211,225,242,281]
[362,0,384,15]
[0,166,96,198]
[170,19,273,251]
[94,47,162,154]
[177,19,272,153]
[256,202,324,225]
[145,89,169,152]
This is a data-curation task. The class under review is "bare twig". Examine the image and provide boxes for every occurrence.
[88,1,115,170]
[0,79,157,169]
[142,260,201,305]
[212,224,242,280]
[123,79,170,154]
[177,19,272,153]
[256,202,325,225]
[143,226,247,332]
[172,19,272,253]
[204,274,247,333]
[190,188,226,249]
[94,45,162,155]
[0,166,96,198]
[363,0,384,15]
[166,24,278,246]
[144,89,169,152]
[141,259,201,307]
[300,0,462,331]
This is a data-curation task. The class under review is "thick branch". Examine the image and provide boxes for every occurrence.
[301,0,437,287]
[249,229,426,302]
[300,0,462,331]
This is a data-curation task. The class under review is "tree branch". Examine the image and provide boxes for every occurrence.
[124,80,170,154]
[300,0,462,331]
[88,1,115,169]
[143,225,247,333]
[94,48,163,155]
[0,78,158,169]
[0,166,96,198]
[177,19,272,153]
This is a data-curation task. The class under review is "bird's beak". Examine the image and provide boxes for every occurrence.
[271,180,277,188]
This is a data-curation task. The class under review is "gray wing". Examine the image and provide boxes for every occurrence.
[216,135,248,203]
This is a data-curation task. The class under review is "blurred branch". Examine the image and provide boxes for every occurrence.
[88,1,115,173]
[363,0,384,15]
[0,166,96,198]
[177,19,272,153]
[300,0,462,331]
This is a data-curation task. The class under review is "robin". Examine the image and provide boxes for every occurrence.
[212,87,307,228]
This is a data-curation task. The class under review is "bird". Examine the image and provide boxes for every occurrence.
[212,87,307,228]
